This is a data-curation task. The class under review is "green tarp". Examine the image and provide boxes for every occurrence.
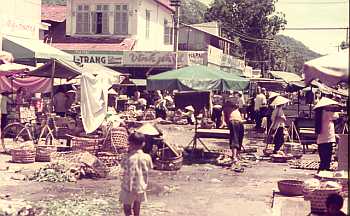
[147,65,249,91]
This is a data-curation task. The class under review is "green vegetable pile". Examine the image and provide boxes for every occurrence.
[36,196,119,216]
[29,162,78,183]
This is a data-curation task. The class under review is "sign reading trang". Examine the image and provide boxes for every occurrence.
[66,50,123,66]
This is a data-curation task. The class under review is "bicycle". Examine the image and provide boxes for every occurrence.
[0,113,57,154]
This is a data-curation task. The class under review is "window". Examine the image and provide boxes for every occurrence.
[115,5,128,35]
[164,19,173,45]
[145,10,150,39]
[76,5,90,34]
[92,5,109,34]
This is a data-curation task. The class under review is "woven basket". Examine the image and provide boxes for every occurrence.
[154,154,183,171]
[11,149,35,163]
[102,127,129,153]
[305,188,342,213]
[271,155,293,163]
[314,175,349,196]
[277,180,304,196]
[70,136,102,155]
[35,146,57,162]
[97,152,126,167]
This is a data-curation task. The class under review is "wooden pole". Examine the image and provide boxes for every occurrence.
[50,59,55,113]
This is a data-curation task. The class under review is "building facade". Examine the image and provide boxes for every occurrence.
[0,0,42,47]
[0,0,72,65]
[63,0,174,51]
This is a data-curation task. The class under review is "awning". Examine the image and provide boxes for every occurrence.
[28,58,81,80]
[81,63,121,83]
[269,71,302,83]
[303,49,349,87]
[2,35,73,62]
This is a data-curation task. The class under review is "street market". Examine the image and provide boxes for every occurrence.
[0,0,349,216]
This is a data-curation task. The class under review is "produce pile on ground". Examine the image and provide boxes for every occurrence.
[29,151,110,182]
[29,162,82,182]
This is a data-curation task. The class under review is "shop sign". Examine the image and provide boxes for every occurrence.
[123,51,187,67]
[207,45,222,66]
[221,54,245,70]
[187,51,207,65]
[0,16,38,39]
[68,51,123,66]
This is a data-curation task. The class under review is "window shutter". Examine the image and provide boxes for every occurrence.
[76,13,82,33]
[91,12,97,33]
[102,12,109,34]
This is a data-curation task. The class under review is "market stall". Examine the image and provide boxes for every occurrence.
[147,65,249,91]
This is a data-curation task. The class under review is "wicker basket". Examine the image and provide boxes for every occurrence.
[70,136,102,155]
[271,155,293,163]
[11,149,35,163]
[277,180,304,196]
[97,152,126,167]
[101,127,128,153]
[35,146,57,162]
[314,175,349,196]
[154,154,183,171]
[304,188,342,213]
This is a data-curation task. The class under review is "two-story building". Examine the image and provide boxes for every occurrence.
[43,0,182,77]
[0,0,72,66]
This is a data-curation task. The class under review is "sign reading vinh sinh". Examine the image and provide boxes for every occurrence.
[221,54,245,71]
[123,51,188,67]
[67,50,123,66]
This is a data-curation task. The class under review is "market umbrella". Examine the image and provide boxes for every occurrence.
[303,49,349,87]
[0,63,35,75]
[147,65,249,91]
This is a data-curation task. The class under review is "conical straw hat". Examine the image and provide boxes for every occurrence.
[270,96,290,106]
[185,105,195,112]
[268,91,280,99]
[135,123,160,136]
[313,97,339,110]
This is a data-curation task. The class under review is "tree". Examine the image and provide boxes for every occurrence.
[205,0,287,75]
[179,0,208,24]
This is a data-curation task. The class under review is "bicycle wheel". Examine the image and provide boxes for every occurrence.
[1,123,32,153]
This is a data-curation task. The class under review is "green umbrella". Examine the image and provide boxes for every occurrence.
[147,65,249,91]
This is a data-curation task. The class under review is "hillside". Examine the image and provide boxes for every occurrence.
[275,35,322,73]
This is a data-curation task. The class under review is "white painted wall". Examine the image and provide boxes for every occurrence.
[0,0,41,44]
[133,0,173,51]
[66,0,173,51]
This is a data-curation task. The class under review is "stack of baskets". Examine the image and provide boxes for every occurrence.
[98,127,129,166]
[11,148,36,163]
[35,145,57,162]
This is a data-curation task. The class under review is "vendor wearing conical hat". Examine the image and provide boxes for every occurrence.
[269,96,290,154]
[314,97,340,172]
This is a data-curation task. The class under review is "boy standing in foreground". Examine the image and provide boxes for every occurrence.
[120,132,153,216]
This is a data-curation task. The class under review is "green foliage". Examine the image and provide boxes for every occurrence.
[179,0,208,24]
[42,0,66,5]
[272,35,321,74]
[205,0,287,72]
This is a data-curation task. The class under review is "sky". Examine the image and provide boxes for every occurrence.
[198,0,349,55]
